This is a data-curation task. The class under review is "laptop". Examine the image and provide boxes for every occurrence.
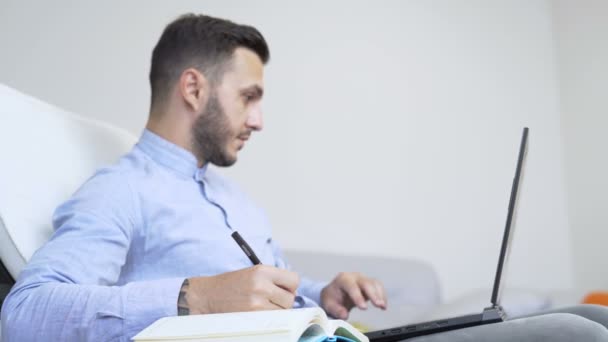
[365,127,529,341]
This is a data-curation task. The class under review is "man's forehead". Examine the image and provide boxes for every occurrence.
[221,47,264,90]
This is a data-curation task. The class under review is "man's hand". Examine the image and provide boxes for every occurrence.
[178,265,300,315]
[321,272,387,320]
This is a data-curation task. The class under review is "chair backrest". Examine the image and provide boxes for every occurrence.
[0,84,137,280]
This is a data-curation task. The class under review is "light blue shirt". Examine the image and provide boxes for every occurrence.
[1,129,325,341]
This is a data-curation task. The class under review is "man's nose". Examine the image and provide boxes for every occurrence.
[246,104,263,131]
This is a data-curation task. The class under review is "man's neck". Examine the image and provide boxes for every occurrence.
[145,119,186,147]
[145,117,206,166]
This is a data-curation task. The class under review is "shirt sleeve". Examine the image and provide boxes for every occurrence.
[0,169,184,341]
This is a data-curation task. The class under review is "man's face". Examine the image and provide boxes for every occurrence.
[192,47,265,167]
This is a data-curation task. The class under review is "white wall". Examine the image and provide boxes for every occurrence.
[553,0,608,292]
[0,0,574,301]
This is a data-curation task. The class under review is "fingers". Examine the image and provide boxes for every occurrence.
[375,280,387,309]
[360,278,387,309]
[262,265,300,293]
[252,265,299,309]
[360,280,379,306]
[321,272,388,319]
[340,275,368,310]
[268,285,296,309]
[323,297,350,320]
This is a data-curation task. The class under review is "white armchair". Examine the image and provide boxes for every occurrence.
[0,83,136,287]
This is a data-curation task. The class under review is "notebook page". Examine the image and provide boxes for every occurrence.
[133,308,326,340]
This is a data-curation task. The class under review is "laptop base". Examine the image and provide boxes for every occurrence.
[366,306,505,342]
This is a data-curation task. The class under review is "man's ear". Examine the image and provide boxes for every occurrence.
[179,68,208,113]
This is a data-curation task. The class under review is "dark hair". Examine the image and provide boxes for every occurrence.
[149,13,270,109]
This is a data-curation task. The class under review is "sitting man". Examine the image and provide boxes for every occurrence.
[1,13,386,341]
[2,13,608,342]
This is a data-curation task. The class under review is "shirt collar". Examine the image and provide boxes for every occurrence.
[137,129,208,180]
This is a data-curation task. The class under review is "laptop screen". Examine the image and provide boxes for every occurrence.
[490,127,529,306]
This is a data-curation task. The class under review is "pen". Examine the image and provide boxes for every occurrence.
[231,231,262,265]
[232,230,306,308]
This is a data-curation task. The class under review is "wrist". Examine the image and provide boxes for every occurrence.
[177,278,191,316]
[178,276,212,315]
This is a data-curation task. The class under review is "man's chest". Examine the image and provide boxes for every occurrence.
[128,195,276,278]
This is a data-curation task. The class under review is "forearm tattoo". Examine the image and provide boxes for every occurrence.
[177,279,190,316]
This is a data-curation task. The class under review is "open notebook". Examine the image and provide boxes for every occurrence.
[132,307,369,342]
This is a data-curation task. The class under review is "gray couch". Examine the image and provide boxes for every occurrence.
[285,250,443,329]
[284,250,559,331]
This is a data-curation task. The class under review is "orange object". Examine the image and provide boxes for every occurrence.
[583,292,608,306]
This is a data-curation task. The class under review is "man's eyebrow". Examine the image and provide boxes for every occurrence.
[240,85,264,98]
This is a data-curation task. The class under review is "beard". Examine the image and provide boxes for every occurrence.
[191,92,236,167]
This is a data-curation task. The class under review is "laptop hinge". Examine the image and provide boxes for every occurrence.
[482,305,506,322]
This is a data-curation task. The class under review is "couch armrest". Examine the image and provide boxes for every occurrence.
[283,250,442,329]
[284,250,442,307]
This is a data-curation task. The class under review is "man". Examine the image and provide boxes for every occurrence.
[2,13,608,342]
[1,14,386,341]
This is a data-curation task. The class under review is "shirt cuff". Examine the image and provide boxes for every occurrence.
[122,277,185,339]
[298,277,328,307]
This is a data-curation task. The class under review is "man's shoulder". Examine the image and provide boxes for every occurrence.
[67,147,157,207]
[84,151,143,187]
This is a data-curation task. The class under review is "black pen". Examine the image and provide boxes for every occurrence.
[231,231,262,265]
[233,231,305,309]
